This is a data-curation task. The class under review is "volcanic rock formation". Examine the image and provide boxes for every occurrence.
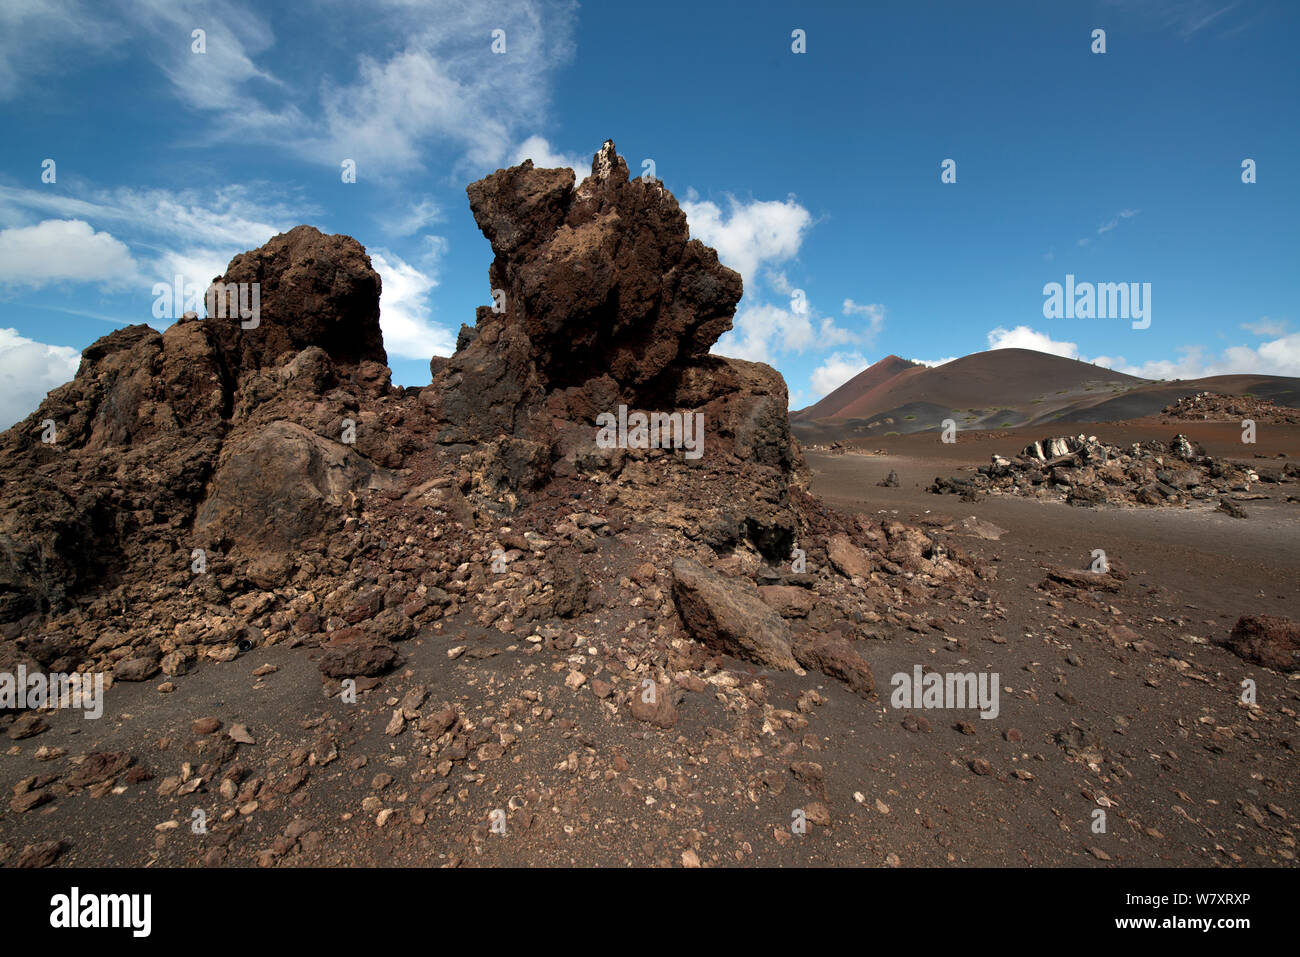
[1162,391,1300,425]
[0,141,981,709]
[929,432,1298,508]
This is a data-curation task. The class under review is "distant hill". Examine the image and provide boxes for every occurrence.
[791,347,1300,441]
[793,355,919,421]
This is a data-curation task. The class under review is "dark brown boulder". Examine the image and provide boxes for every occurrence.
[793,633,876,698]
[318,637,399,678]
[670,557,797,670]
[194,421,397,554]
[206,225,386,371]
[1223,615,1300,672]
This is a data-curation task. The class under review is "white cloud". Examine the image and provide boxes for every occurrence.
[154,248,239,294]
[1242,317,1288,337]
[0,0,125,99]
[510,135,588,173]
[0,183,300,250]
[301,3,579,176]
[681,195,812,282]
[1094,333,1300,379]
[765,270,794,295]
[842,299,885,339]
[989,324,1300,379]
[986,325,1082,359]
[713,303,801,364]
[379,196,442,237]
[0,220,138,289]
[810,352,870,399]
[715,296,860,367]
[0,0,578,176]
[0,328,81,430]
[371,249,455,360]
[0,183,304,305]
[130,0,282,112]
[1097,208,1140,235]
[911,356,957,367]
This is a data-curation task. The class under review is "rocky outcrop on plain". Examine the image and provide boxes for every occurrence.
[928,432,1298,508]
[0,141,982,719]
[1162,391,1300,425]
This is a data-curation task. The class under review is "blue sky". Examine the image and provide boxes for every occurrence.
[1,0,1297,428]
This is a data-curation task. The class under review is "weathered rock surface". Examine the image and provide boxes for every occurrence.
[671,558,797,670]
[930,432,1297,508]
[1222,615,1300,672]
[209,224,387,371]
[195,421,397,555]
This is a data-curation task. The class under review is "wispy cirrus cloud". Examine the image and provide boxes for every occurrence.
[1242,317,1289,337]
[1080,208,1140,246]
[1,0,580,178]
[0,182,308,296]
[1097,208,1140,235]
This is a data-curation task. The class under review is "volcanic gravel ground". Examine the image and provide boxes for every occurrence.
[2,428,1295,868]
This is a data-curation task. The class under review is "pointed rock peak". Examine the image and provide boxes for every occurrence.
[589,138,628,183]
[460,138,741,392]
[593,139,617,177]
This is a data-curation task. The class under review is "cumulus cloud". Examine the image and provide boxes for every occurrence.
[0,328,81,430]
[0,183,304,306]
[988,324,1300,379]
[154,248,243,296]
[0,220,138,289]
[370,249,456,360]
[715,297,860,367]
[986,325,1082,359]
[810,352,870,399]
[681,195,812,282]
[714,303,806,365]
[690,200,869,375]
[687,195,859,366]
[1094,333,1300,379]
[511,135,589,173]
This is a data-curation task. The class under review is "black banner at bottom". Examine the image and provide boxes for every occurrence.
[0,865,1279,944]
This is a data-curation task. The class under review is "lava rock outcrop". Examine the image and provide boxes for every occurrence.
[929,432,1298,508]
[0,141,981,709]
